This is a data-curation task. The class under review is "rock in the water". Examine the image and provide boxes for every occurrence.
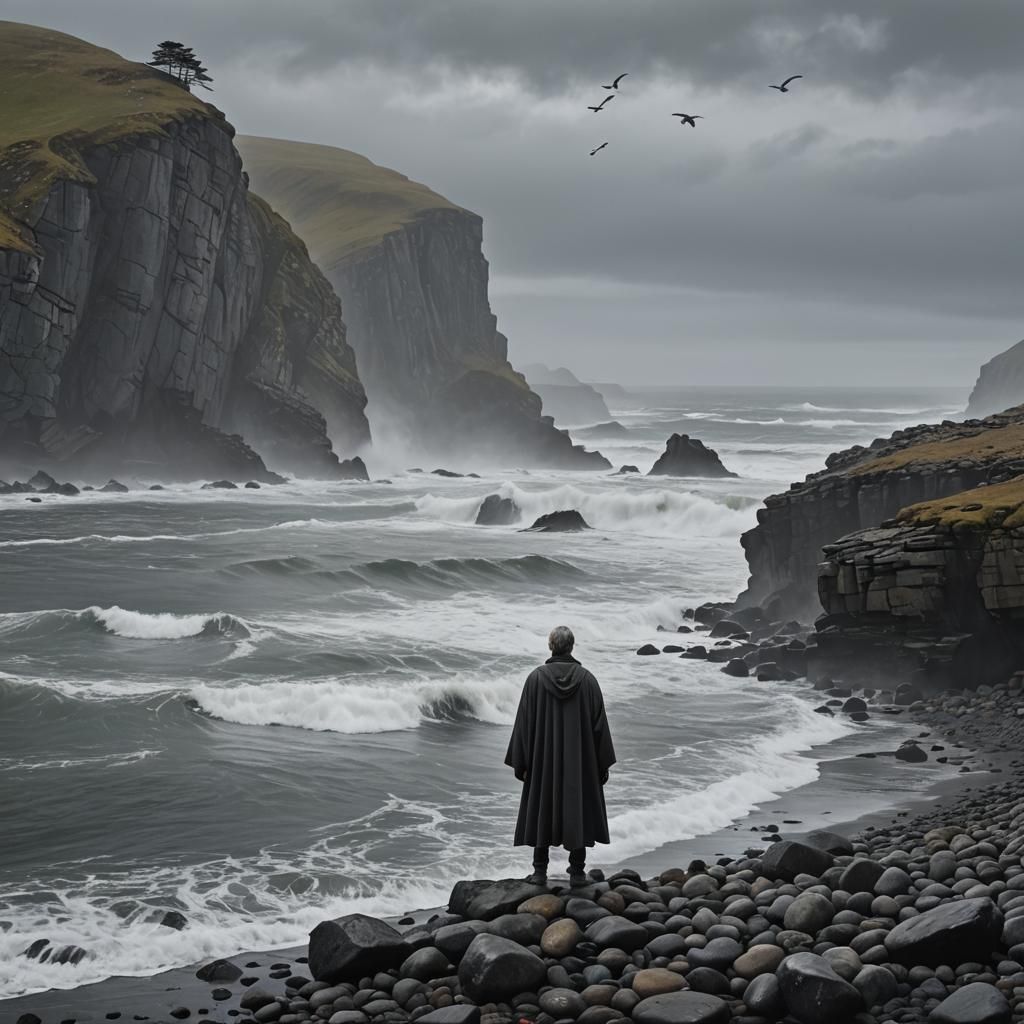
[761,840,833,882]
[896,741,928,763]
[475,494,521,525]
[457,934,546,1002]
[159,910,187,930]
[647,434,737,478]
[884,897,1003,967]
[615,465,640,475]
[632,991,729,1024]
[777,952,863,1024]
[308,913,412,984]
[636,644,661,656]
[721,658,749,677]
[202,479,239,490]
[100,479,130,493]
[929,982,1011,1024]
[245,481,261,488]
[448,878,547,921]
[339,456,369,481]
[523,509,592,532]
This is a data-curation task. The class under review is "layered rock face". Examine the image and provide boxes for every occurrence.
[237,136,608,470]
[813,480,1024,690]
[739,407,1024,617]
[967,339,1024,418]
[0,27,369,480]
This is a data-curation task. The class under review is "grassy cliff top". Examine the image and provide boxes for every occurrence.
[851,420,1024,477]
[0,21,211,250]
[236,135,464,269]
[899,476,1024,530]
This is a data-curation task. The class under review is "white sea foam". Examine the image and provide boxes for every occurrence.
[415,483,757,538]
[191,674,522,734]
[0,750,161,771]
[86,606,245,640]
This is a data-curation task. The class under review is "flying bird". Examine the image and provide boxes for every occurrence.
[672,113,704,127]
[589,142,609,156]
[587,96,615,112]
[602,73,628,90]
[769,75,803,92]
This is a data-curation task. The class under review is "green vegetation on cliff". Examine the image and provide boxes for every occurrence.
[852,418,1024,477]
[898,477,1024,530]
[0,21,212,250]
[236,135,462,269]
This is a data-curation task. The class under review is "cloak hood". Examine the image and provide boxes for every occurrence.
[539,654,585,699]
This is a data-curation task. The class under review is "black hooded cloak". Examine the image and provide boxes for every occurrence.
[504,654,616,849]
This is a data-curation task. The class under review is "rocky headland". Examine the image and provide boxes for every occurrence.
[0,24,370,482]
[236,136,609,471]
[648,435,736,479]
[967,341,1024,419]
[521,364,613,428]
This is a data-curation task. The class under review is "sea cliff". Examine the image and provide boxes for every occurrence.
[967,339,1024,418]
[237,136,608,470]
[0,24,369,480]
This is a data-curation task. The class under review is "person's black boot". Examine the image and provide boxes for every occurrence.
[525,869,547,886]
[568,869,587,887]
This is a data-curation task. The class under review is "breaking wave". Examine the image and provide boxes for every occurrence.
[191,675,522,734]
[0,606,250,641]
[416,484,758,538]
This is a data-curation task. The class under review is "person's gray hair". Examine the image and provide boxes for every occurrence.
[548,625,575,656]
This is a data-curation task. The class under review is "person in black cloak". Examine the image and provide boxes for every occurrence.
[505,625,616,886]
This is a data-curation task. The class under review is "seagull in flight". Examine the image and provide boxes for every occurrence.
[587,96,615,112]
[672,113,704,127]
[589,142,609,156]
[602,73,628,90]
[769,75,803,92]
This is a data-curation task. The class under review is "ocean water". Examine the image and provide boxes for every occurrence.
[0,384,967,998]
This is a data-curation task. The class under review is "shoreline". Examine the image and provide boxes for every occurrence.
[3,678,1013,1024]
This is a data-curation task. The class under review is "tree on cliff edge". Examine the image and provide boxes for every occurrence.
[148,41,214,91]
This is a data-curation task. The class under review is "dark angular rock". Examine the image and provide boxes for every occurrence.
[417,1008,482,1024]
[928,981,1010,1024]
[160,910,187,930]
[100,479,130,493]
[202,480,239,490]
[475,494,521,526]
[647,434,737,478]
[884,897,1003,968]
[632,991,729,1024]
[447,878,547,921]
[433,921,490,962]
[777,952,863,1024]
[523,509,592,532]
[457,934,546,1002]
[804,830,854,856]
[339,457,369,481]
[615,465,640,475]
[896,742,928,763]
[721,658,749,677]
[308,914,412,984]
[760,841,833,882]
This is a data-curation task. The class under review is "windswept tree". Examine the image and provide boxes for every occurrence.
[148,41,214,91]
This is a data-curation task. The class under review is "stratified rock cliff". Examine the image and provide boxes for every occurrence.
[738,407,1024,617]
[0,23,369,480]
[812,479,1024,690]
[966,339,1024,418]
[236,136,609,470]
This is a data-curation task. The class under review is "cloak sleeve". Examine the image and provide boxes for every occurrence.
[589,674,617,775]
[504,671,536,781]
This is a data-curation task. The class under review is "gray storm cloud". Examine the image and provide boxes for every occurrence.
[2,0,1021,383]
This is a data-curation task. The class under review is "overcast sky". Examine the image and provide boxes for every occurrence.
[8,0,1022,385]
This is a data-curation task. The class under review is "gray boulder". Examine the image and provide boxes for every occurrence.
[761,840,833,882]
[584,915,650,952]
[685,936,743,971]
[805,829,854,855]
[417,1008,482,1024]
[457,934,546,1002]
[487,912,546,946]
[777,952,863,1024]
[647,434,737,478]
[783,892,835,935]
[399,946,451,981]
[743,974,784,1017]
[839,858,887,893]
[632,992,729,1024]
[433,921,490,962]
[929,982,1011,1024]
[884,897,1003,968]
[308,914,412,984]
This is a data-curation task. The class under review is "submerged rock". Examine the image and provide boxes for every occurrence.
[202,480,239,490]
[99,479,129,493]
